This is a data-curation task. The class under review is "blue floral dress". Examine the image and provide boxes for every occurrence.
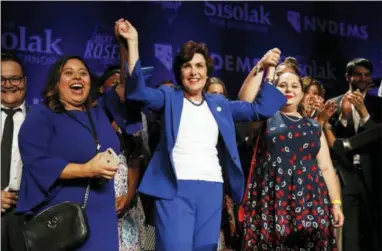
[242,112,337,250]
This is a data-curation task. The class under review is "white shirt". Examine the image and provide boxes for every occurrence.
[1,102,26,191]
[172,98,223,182]
[378,80,382,98]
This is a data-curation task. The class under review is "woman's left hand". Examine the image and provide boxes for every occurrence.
[115,195,131,216]
[332,205,345,228]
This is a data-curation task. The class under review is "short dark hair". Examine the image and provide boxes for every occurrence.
[1,52,26,76]
[172,40,214,87]
[100,65,120,87]
[345,58,373,76]
[42,56,97,113]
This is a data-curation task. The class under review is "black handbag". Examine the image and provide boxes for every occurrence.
[23,183,91,251]
[23,109,99,251]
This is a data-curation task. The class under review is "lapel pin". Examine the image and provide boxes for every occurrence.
[217,106,222,112]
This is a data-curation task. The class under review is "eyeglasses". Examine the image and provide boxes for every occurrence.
[1,76,26,86]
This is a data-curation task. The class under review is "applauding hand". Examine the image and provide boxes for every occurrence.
[347,90,369,119]
[318,99,337,124]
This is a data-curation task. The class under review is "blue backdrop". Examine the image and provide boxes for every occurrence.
[2,1,381,104]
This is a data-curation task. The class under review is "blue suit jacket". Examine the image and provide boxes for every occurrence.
[126,61,287,203]
[101,88,143,135]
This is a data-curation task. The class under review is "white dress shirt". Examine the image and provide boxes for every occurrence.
[1,102,26,191]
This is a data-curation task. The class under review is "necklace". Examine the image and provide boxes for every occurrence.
[281,112,302,122]
[185,96,205,107]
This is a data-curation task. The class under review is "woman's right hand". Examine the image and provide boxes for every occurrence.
[85,152,119,180]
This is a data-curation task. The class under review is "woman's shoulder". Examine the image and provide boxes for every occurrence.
[21,104,56,133]
[27,103,55,118]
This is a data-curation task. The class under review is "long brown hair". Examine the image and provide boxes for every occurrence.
[42,56,98,113]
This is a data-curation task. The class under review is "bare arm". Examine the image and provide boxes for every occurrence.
[118,19,165,111]
[126,40,139,76]
[264,66,276,83]
[127,159,140,202]
[316,132,341,202]
[116,158,141,215]
[115,45,128,101]
[238,63,265,102]
[321,122,336,148]
[238,48,280,102]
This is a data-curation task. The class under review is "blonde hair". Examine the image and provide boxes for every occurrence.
[204,77,228,97]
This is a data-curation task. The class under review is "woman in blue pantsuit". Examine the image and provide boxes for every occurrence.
[117,19,287,251]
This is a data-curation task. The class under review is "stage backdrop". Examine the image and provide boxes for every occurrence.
[2,1,381,104]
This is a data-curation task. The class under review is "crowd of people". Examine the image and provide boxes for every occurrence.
[1,18,381,251]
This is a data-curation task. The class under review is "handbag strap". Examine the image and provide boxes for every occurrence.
[65,109,99,210]
[241,123,264,205]
[82,183,91,209]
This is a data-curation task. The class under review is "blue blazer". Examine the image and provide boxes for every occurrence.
[126,61,287,203]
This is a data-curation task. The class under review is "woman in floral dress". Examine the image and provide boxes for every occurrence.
[238,51,344,250]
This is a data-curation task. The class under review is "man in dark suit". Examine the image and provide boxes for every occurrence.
[1,52,28,251]
[329,58,382,251]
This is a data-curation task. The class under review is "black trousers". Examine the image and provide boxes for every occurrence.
[1,207,26,251]
[342,170,377,251]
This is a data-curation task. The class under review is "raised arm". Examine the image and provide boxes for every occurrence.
[238,48,281,102]
[95,20,143,135]
[116,19,165,111]
[230,83,287,122]
[115,19,128,101]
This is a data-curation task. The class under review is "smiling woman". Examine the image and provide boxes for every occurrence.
[42,56,96,112]
[16,54,142,251]
[118,19,287,251]
[173,40,214,102]
[238,69,344,250]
